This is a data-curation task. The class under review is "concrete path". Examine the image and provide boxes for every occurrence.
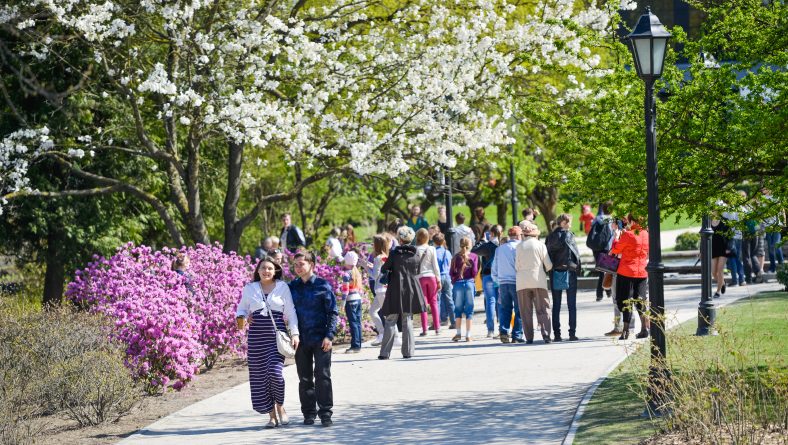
[120,281,781,445]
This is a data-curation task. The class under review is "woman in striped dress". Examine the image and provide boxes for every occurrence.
[236,257,300,428]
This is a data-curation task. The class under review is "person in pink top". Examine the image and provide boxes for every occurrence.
[450,237,479,342]
[609,214,650,340]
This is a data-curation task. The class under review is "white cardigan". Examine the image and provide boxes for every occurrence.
[236,280,299,336]
[416,244,441,279]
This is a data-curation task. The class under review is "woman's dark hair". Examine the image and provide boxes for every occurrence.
[432,233,446,246]
[521,207,540,219]
[254,256,283,282]
[387,219,402,234]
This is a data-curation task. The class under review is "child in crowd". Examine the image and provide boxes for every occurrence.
[580,204,594,235]
[341,251,364,353]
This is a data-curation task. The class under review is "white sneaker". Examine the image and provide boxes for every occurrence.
[371,335,383,346]
[394,335,402,346]
[487,330,493,338]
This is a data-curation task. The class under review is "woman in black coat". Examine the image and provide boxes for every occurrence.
[378,226,426,359]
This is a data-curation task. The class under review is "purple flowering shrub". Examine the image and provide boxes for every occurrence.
[67,243,253,393]
[185,244,252,368]
[67,243,375,393]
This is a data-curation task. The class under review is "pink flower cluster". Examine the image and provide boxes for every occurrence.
[66,243,377,392]
[66,243,254,392]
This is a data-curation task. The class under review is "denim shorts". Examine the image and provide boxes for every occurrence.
[453,279,475,318]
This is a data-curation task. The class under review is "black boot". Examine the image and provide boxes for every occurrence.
[618,322,630,340]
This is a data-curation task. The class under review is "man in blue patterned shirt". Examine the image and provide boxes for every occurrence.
[289,252,338,427]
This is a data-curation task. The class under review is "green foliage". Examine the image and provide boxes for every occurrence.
[675,231,701,251]
[777,264,788,291]
[556,0,787,222]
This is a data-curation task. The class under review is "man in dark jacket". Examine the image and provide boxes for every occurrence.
[587,201,614,301]
[378,226,426,359]
[472,225,501,337]
[289,252,338,427]
[281,213,307,251]
[546,213,582,341]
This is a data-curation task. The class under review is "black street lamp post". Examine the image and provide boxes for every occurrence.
[626,6,671,416]
[696,215,717,335]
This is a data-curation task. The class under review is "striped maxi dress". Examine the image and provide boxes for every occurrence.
[247,306,287,414]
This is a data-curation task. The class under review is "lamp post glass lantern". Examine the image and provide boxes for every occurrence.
[626,6,671,417]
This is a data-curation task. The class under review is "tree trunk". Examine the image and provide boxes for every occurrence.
[222,141,244,253]
[185,140,210,245]
[530,185,558,229]
[42,226,65,307]
[496,201,508,227]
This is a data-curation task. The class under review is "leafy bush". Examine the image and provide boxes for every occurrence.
[777,264,788,291]
[0,304,141,443]
[674,231,700,251]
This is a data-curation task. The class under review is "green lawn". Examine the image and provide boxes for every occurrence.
[574,291,788,445]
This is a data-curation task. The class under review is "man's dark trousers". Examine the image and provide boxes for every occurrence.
[295,342,333,421]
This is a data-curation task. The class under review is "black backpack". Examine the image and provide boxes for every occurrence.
[586,218,612,252]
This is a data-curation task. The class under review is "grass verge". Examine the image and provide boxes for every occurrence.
[574,291,788,445]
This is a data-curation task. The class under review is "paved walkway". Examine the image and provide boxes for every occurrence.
[120,281,781,445]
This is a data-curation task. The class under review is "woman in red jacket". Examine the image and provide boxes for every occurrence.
[609,214,650,340]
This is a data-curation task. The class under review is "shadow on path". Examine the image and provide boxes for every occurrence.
[135,386,584,445]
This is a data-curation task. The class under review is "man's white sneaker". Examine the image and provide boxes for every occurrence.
[371,335,383,346]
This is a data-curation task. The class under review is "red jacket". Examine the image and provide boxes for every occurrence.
[609,224,649,278]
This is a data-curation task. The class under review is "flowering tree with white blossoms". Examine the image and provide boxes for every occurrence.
[1,0,627,250]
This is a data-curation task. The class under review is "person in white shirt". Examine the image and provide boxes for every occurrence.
[454,212,476,246]
[325,227,344,261]
[415,228,442,336]
[236,257,300,428]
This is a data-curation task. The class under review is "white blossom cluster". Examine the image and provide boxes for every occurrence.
[1,0,625,210]
[0,127,52,214]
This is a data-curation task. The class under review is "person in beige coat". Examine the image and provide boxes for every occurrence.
[515,220,554,344]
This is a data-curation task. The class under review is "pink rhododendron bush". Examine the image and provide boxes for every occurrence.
[67,243,375,393]
[67,243,254,393]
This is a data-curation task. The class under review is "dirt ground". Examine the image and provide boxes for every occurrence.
[37,358,250,445]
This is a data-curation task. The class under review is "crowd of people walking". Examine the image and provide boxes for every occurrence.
[235,198,784,429]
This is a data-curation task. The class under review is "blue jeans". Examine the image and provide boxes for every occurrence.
[439,275,455,325]
[497,283,523,339]
[551,271,577,338]
[345,300,362,349]
[727,239,745,284]
[452,279,475,319]
[481,275,498,333]
[766,232,784,273]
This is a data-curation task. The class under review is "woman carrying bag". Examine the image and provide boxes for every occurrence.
[378,226,427,359]
[236,257,300,428]
[609,214,650,340]
[545,213,581,342]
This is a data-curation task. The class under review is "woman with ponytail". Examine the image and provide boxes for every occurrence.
[450,237,479,342]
